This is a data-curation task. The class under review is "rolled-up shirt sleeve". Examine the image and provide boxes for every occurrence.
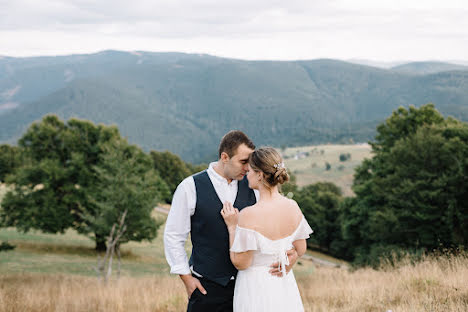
[163,176,196,275]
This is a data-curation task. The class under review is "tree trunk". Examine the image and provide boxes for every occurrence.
[95,235,107,251]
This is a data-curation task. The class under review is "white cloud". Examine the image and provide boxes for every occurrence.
[0,0,467,61]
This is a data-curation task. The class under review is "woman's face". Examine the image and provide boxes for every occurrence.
[246,164,262,190]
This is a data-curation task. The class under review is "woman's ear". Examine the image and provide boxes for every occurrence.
[258,172,263,181]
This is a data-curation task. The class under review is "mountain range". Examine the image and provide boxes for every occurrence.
[1,51,468,162]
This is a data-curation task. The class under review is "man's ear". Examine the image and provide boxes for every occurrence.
[220,152,230,164]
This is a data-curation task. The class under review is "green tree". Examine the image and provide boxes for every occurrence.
[87,139,167,250]
[0,144,22,182]
[348,104,468,266]
[0,115,169,250]
[295,182,343,252]
[339,153,351,162]
[150,150,193,202]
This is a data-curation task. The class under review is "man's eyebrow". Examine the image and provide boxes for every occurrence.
[240,158,249,162]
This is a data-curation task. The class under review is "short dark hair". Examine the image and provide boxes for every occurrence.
[218,130,255,158]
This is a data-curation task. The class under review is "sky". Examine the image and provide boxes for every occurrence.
[0,0,467,62]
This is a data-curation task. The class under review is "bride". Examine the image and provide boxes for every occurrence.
[221,147,313,311]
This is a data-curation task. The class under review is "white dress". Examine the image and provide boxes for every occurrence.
[231,216,313,312]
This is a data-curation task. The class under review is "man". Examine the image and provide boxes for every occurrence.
[164,130,298,312]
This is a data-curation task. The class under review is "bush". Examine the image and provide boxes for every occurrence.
[339,153,351,162]
[0,241,16,252]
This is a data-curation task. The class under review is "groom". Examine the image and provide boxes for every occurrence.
[164,130,298,312]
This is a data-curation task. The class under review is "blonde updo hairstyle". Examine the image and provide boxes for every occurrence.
[249,147,289,190]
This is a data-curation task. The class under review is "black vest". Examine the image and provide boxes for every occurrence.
[189,170,257,286]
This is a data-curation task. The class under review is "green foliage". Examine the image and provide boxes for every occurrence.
[187,163,209,175]
[88,140,166,248]
[295,182,343,252]
[0,144,22,182]
[0,241,16,252]
[346,104,468,265]
[339,153,351,162]
[2,53,468,163]
[150,150,192,203]
[1,158,77,233]
[0,115,169,250]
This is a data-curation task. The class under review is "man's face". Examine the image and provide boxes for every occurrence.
[224,144,254,181]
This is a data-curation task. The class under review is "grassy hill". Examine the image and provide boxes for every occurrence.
[282,144,372,196]
[2,51,468,162]
[0,211,466,311]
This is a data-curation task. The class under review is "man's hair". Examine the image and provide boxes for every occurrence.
[218,130,255,158]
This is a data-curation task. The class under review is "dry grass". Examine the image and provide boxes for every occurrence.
[1,254,467,312]
[0,274,187,312]
[299,254,468,312]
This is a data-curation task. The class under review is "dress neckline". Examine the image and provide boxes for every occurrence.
[235,216,305,242]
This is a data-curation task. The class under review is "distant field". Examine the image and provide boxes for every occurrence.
[281,144,372,196]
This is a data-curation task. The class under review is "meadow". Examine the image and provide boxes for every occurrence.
[1,150,467,312]
[1,209,467,311]
[281,144,372,196]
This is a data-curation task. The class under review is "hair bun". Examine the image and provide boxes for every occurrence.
[249,147,289,188]
[274,167,289,185]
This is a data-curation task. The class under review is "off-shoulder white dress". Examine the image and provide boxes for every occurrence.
[230,216,313,312]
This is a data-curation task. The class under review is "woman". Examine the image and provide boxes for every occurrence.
[220,147,313,311]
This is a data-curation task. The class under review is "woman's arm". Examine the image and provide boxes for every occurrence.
[221,202,254,270]
[292,239,307,257]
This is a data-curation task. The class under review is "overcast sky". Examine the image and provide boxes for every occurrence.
[1,0,467,62]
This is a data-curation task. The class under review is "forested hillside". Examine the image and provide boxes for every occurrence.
[1,51,468,162]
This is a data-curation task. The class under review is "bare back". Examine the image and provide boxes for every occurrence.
[238,195,303,241]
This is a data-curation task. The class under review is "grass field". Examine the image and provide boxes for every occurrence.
[1,169,467,311]
[1,224,467,312]
[0,211,181,277]
[281,144,372,196]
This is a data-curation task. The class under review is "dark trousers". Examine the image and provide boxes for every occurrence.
[187,276,235,312]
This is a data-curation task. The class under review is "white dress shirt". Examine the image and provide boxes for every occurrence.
[164,162,259,275]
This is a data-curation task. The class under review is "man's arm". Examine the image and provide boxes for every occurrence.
[163,177,206,297]
[269,247,299,277]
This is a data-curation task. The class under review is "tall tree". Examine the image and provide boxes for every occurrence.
[348,104,468,265]
[295,182,342,252]
[0,115,169,250]
[0,144,22,182]
[88,139,168,250]
[150,150,192,202]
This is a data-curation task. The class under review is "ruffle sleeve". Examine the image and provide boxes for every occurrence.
[230,226,259,253]
[293,217,314,241]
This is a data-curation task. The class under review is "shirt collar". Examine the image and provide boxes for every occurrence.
[208,162,237,186]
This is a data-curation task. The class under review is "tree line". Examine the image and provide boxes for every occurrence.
[1,104,467,266]
[284,104,468,266]
[0,115,204,251]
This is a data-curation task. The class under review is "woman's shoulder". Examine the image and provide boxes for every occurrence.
[238,204,260,229]
[281,197,303,222]
[279,195,300,210]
